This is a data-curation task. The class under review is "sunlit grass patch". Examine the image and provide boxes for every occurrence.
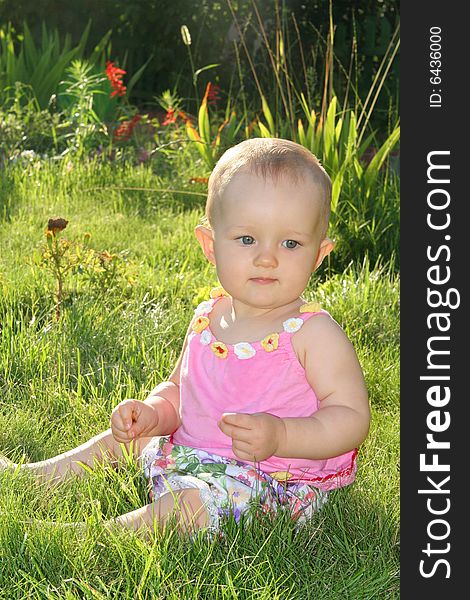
[0,158,399,598]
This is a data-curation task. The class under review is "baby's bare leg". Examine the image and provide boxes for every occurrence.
[1,429,155,484]
[17,488,209,536]
[110,488,209,535]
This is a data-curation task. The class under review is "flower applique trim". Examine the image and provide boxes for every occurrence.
[233,342,256,360]
[200,329,212,345]
[194,300,213,317]
[210,286,229,299]
[192,316,210,333]
[194,293,313,359]
[299,301,322,313]
[260,333,279,353]
[283,317,304,333]
[211,341,228,359]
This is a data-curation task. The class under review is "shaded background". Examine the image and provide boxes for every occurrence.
[0,0,399,127]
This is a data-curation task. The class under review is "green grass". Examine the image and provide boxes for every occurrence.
[0,158,399,599]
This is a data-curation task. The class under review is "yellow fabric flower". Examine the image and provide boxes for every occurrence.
[270,471,294,482]
[299,302,322,313]
[210,341,228,359]
[192,316,210,333]
[260,333,279,353]
[210,286,229,299]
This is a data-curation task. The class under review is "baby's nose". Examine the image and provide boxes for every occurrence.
[253,247,278,268]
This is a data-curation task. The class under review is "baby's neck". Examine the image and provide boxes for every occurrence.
[229,297,303,323]
[210,296,304,345]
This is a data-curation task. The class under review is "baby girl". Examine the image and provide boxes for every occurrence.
[2,138,370,536]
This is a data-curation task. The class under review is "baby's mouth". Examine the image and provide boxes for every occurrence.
[250,277,277,285]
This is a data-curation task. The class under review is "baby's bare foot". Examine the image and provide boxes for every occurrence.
[0,454,63,491]
[0,453,16,471]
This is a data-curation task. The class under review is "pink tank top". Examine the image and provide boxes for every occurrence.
[171,291,357,491]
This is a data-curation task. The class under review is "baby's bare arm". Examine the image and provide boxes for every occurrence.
[276,315,370,460]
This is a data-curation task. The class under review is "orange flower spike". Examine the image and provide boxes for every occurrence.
[105,61,127,98]
[178,110,191,124]
[206,83,221,106]
[162,108,177,126]
[202,82,212,106]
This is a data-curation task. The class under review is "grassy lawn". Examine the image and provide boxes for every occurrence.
[0,157,399,599]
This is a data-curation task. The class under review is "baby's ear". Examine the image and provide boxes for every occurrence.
[195,225,216,265]
[312,238,335,271]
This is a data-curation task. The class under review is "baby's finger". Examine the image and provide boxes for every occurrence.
[218,419,252,443]
[127,418,145,440]
[110,410,126,433]
[118,400,138,430]
[221,412,253,430]
[113,430,131,444]
[232,438,254,455]
[110,420,131,442]
[231,445,256,462]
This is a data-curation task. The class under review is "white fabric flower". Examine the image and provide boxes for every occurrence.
[233,342,256,360]
[200,329,212,345]
[283,317,304,333]
[226,464,250,478]
[194,300,213,316]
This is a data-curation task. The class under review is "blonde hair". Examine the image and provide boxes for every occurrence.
[205,138,332,236]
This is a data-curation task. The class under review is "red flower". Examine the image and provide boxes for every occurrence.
[113,114,141,142]
[206,82,221,107]
[106,61,127,98]
[162,107,177,126]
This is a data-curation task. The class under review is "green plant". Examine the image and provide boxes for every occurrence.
[0,21,111,109]
[295,95,400,210]
[185,83,240,169]
[0,84,65,162]
[36,217,136,320]
[39,218,80,321]
[56,57,149,157]
[76,248,135,296]
[56,59,110,156]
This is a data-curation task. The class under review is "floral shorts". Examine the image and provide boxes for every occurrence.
[140,436,328,536]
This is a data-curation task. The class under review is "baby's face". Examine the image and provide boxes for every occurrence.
[208,171,330,311]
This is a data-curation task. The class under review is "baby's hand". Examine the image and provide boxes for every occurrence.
[217,412,286,462]
[110,399,158,444]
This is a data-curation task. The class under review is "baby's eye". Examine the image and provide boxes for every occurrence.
[238,236,255,245]
[282,239,299,249]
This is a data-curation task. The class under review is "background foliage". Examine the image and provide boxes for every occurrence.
[0,0,399,119]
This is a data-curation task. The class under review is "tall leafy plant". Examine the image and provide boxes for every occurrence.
[294,95,400,210]
[185,82,241,169]
[0,21,111,109]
